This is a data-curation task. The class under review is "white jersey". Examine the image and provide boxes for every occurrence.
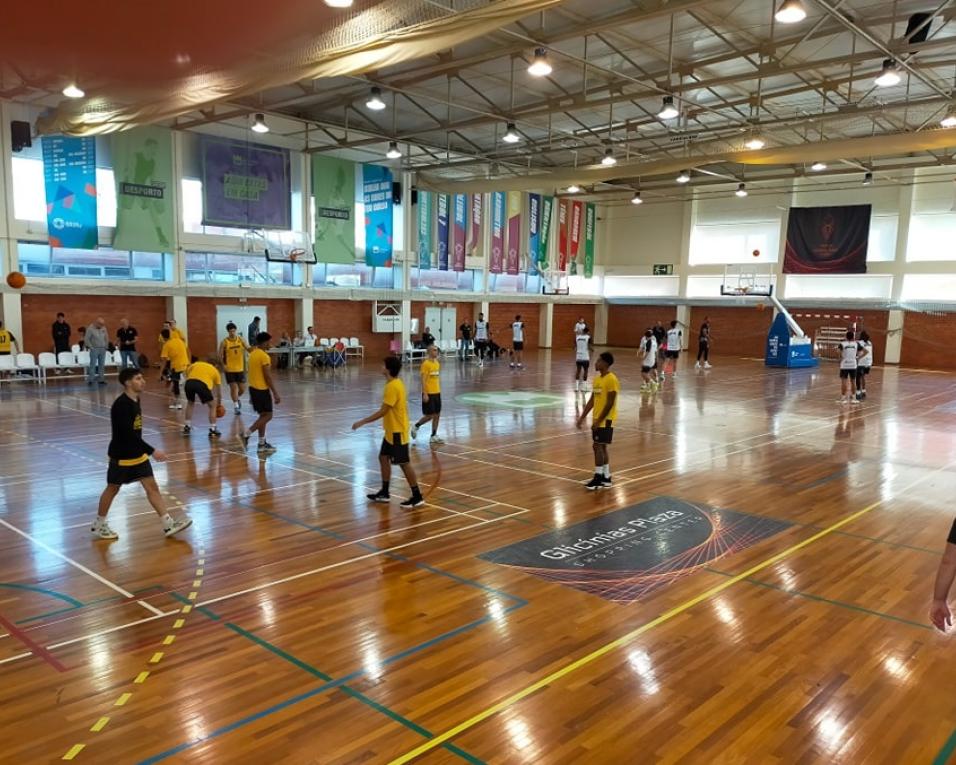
[512,322,524,342]
[839,340,859,370]
[858,341,873,367]
[641,335,658,366]
[574,321,586,336]
[666,327,682,351]
[474,321,488,341]
[575,334,591,362]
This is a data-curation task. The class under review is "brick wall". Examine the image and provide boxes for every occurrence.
[688,305,773,358]
[488,302,541,349]
[187,297,296,358]
[314,299,392,359]
[900,310,956,370]
[606,305,677,348]
[553,304,596,350]
[20,294,167,358]
[788,308,888,366]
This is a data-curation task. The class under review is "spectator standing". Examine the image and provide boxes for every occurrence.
[52,313,71,355]
[85,317,110,385]
[420,326,435,349]
[247,316,261,344]
[116,318,139,369]
[459,320,473,361]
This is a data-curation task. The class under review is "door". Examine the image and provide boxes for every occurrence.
[216,305,268,346]
[424,307,443,342]
[439,308,457,345]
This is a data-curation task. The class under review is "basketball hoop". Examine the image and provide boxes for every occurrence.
[288,248,305,264]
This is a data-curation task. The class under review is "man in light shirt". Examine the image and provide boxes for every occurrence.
[85,317,109,385]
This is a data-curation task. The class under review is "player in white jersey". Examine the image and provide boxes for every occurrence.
[474,313,490,367]
[510,315,525,368]
[574,327,592,392]
[662,320,682,380]
[855,330,873,400]
[574,317,587,337]
[639,329,659,392]
[838,330,864,405]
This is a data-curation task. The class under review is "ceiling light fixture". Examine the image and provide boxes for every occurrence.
[941,106,956,128]
[631,191,643,205]
[528,48,553,77]
[735,182,748,197]
[810,161,827,171]
[774,0,807,24]
[863,171,874,186]
[251,113,269,133]
[502,123,521,143]
[676,169,691,184]
[601,148,617,166]
[62,84,85,99]
[874,59,901,88]
[657,95,680,120]
[366,87,387,111]
[386,141,402,159]
[566,184,581,194]
[745,134,766,150]
[324,0,354,6]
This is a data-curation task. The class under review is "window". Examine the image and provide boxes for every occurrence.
[900,273,956,302]
[410,268,476,291]
[784,274,893,300]
[906,213,956,261]
[690,221,780,265]
[185,251,299,285]
[312,262,392,289]
[18,242,167,280]
[867,215,897,261]
[13,157,117,227]
[608,275,681,298]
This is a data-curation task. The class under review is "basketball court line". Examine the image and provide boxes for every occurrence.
[386,455,956,764]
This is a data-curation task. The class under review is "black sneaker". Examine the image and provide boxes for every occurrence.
[208,429,221,439]
[182,425,191,436]
[257,441,277,453]
[584,476,603,491]
[400,495,425,509]
[239,432,250,448]
[599,476,613,489]
[367,490,390,503]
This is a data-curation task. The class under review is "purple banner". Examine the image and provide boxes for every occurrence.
[452,193,467,272]
[490,192,504,274]
[437,193,450,271]
[469,193,482,257]
[506,191,521,276]
[201,136,291,229]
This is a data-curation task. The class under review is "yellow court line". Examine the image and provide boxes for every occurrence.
[62,744,85,760]
[89,718,109,733]
[134,672,149,684]
[387,458,956,764]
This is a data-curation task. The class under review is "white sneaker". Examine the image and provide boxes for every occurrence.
[430,435,444,445]
[91,518,118,540]
[695,361,700,369]
[163,515,193,538]
[234,403,241,414]
[177,404,183,410]
[168,403,178,410]
[704,362,712,369]
[410,424,419,439]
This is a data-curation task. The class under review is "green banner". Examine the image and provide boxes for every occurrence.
[312,155,355,264]
[112,126,175,253]
[537,195,553,269]
[418,191,432,268]
[584,202,596,278]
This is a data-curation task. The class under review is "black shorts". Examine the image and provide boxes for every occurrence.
[106,459,154,486]
[225,371,245,385]
[184,379,213,404]
[422,392,442,415]
[513,341,524,351]
[665,350,679,359]
[576,360,589,371]
[380,432,410,465]
[169,370,183,395]
[839,368,856,379]
[249,387,273,414]
[857,366,871,377]
[641,365,654,373]
[592,422,614,445]
[474,340,488,351]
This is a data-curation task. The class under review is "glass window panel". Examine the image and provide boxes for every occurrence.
[906,213,956,261]
[17,242,165,281]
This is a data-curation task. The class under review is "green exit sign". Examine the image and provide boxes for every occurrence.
[653,264,674,275]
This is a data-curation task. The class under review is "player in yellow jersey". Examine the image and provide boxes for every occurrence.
[219,322,250,414]
[576,352,620,490]
[352,356,424,509]
[160,328,189,409]
[410,345,443,445]
[240,332,281,454]
[183,357,223,439]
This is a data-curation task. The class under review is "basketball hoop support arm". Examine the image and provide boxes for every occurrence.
[767,293,807,339]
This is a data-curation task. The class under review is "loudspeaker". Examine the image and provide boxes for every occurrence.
[392,181,402,205]
[905,13,931,45]
[11,120,31,153]
[411,188,419,206]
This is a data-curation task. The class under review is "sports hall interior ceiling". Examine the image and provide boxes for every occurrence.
[3,0,956,203]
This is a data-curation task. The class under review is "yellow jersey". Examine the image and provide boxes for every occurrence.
[220,336,248,373]
[248,348,271,390]
[420,358,441,395]
[0,329,11,353]
[592,371,620,427]
[186,361,221,391]
[382,377,409,444]
[161,337,189,373]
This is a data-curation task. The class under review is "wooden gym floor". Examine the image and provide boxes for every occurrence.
[1,351,956,764]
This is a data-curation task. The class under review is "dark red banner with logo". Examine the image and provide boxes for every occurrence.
[783,205,871,274]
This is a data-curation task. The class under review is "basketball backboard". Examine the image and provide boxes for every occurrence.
[244,230,318,265]
[720,263,774,297]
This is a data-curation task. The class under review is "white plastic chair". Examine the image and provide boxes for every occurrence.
[347,336,364,359]
[404,341,426,362]
[440,339,456,357]
[14,353,40,383]
[71,344,80,353]
[57,352,77,372]
[38,352,58,382]
[0,355,17,381]
[328,337,339,347]
[76,350,91,366]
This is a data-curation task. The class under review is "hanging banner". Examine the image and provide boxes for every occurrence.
[42,136,98,250]
[584,203,596,278]
[557,199,570,271]
[417,190,432,269]
[783,205,871,274]
[201,136,291,229]
[490,191,505,274]
[528,193,541,274]
[506,191,522,276]
[312,155,355,264]
[452,193,467,272]
[112,126,175,253]
[569,200,584,276]
[538,195,553,270]
[362,164,393,266]
[437,193,450,270]
[468,193,483,258]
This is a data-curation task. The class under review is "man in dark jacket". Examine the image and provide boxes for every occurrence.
[52,313,71,354]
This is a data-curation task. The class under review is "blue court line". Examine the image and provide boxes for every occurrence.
[933,728,956,765]
[11,584,165,625]
[0,582,83,608]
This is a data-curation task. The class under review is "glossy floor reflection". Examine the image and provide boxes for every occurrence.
[1,351,955,764]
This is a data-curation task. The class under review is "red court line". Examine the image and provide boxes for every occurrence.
[0,611,68,672]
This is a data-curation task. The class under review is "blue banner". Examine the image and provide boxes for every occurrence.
[201,137,291,229]
[42,136,98,249]
[528,193,541,274]
[417,191,432,269]
[362,164,393,266]
[452,193,467,272]
[437,193,450,271]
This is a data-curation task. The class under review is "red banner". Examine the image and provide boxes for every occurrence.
[469,193,482,256]
[569,201,583,262]
[506,191,521,275]
[557,199,569,271]
[490,191,504,274]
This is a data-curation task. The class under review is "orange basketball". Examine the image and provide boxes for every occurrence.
[752,249,760,258]
[6,271,26,289]
[216,404,226,418]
